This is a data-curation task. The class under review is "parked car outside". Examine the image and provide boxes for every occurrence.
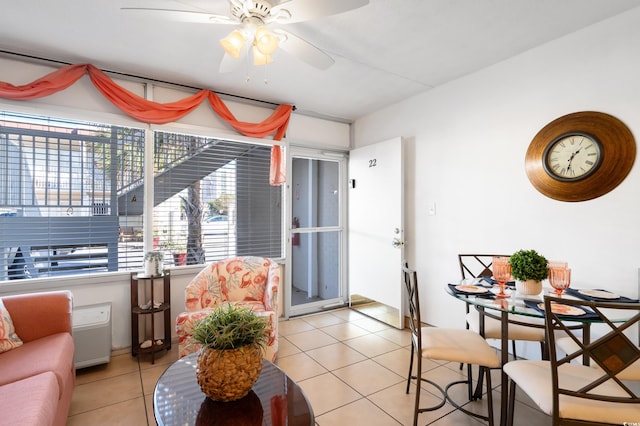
[202,215,231,235]
[204,215,229,223]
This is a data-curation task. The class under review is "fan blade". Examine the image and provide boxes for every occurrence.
[274,29,334,70]
[270,0,369,23]
[121,7,237,24]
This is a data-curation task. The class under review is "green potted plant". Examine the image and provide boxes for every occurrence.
[509,249,549,295]
[161,240,187,266]
[143,250,164,276]
[192,304,268,402]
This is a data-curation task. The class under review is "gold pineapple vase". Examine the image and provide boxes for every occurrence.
[196,344,263,402]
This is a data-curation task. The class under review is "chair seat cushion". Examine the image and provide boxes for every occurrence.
[466,311,545,341]
[421,327,501,368]
[504,360,638,424]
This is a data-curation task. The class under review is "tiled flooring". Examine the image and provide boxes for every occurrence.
[67,308,551,425]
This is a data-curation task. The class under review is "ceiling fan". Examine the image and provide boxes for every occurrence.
[122,0,369,72]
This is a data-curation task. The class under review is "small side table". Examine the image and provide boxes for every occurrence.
[130,272,171,364]
[154,353,314,425]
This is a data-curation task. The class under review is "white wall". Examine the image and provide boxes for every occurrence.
[353,7,640,355]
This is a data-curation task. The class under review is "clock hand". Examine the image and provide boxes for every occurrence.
[566,149,579,174]
[567,153,575,170]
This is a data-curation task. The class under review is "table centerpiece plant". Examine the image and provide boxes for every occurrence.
[192,304,268,401]
[509,249,549,295]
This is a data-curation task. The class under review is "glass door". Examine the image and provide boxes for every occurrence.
[285,148,347,318]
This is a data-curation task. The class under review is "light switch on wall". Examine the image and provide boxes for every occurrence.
[428,202,436,216]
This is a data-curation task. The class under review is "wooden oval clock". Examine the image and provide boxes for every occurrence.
[525,111,636,202]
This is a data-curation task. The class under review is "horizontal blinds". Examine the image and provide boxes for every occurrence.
[0,112,283,282]
[153,131,282,268]
[0,111,145,279]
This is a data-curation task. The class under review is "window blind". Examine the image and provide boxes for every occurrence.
[0,111,282,282]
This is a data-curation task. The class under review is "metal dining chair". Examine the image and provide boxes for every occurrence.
[504,296,640,425]
[403,262,501,426]
[556,336,640,380]
[458,254,546,360]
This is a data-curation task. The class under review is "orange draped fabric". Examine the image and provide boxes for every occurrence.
[0,63,290,184]
[0,63,88,99]
[87,65,209,124]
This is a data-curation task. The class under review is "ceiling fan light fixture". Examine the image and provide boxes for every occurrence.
[220,29,246,58]
[252,45,273,66]
[254,26,279,55]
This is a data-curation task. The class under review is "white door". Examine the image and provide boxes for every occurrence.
[348,137,404,328]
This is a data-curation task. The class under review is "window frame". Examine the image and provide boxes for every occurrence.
[0,111,286,283]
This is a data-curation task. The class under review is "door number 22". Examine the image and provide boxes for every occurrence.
[368,159,377,168]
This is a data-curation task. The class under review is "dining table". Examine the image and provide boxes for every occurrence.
[446,281,638,426]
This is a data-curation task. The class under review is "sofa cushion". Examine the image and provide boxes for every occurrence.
[0,371,59,426]
[0,298,23,353]
[0,332,74,394]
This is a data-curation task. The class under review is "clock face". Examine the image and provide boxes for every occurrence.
[542,133,601,182]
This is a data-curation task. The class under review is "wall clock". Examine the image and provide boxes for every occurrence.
[525,111,635,202]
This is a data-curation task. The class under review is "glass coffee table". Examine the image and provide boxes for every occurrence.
[154,352,314,425]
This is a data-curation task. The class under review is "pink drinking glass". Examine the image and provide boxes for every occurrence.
[548,261,568,270]
[492,256,511,299]
[549,267,571,295]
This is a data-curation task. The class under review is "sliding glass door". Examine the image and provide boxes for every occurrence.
[285,148,347,317]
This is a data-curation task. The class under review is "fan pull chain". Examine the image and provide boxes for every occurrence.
[244,45,251,83]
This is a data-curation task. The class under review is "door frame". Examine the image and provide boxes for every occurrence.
[283,146,348,319]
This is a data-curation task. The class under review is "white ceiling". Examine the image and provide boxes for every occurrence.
[1,0,640,122]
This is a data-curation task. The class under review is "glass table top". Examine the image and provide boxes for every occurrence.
[154,353,314,426]
[447,283,636,323]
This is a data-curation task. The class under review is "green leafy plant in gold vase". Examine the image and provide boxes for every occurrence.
[192,304,268,402]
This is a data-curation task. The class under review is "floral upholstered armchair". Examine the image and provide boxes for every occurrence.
[175,256,280,361]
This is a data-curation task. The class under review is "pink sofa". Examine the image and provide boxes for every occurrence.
[176,256,280,361]
[0,291,75,426]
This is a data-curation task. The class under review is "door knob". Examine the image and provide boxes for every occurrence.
[392,238,404,248]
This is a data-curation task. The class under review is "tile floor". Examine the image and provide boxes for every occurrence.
[67,308,551,425]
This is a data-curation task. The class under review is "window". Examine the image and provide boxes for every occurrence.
[0,112,282,282]
[151,130,282,268]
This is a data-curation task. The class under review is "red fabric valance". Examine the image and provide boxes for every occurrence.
[0,63,290,184]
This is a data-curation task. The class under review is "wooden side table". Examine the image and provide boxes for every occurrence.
[130,271,171,364]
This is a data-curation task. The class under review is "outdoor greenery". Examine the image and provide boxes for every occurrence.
[509,249,549,281]
[161,240,186,254]
[208,194,235,216]
[192,304,268,351]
